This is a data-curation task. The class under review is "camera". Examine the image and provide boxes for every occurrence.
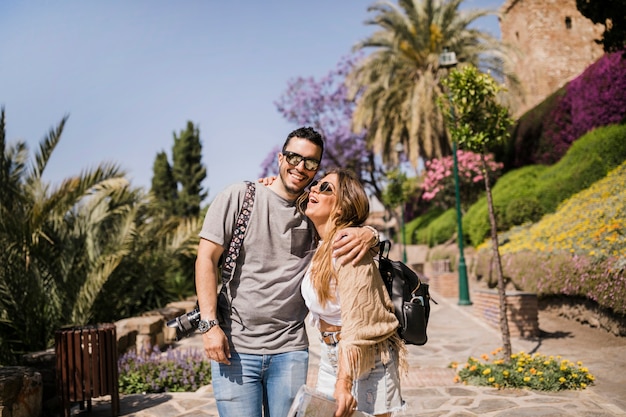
[167,307,201,340]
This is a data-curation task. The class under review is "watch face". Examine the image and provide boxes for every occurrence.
[198,320,210,333]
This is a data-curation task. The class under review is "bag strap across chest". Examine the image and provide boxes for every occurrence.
[221,180,256,284]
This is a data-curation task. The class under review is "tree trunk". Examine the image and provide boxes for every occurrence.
[481,154,512,359]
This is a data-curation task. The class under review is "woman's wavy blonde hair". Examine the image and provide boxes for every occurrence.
[298,168,370,305]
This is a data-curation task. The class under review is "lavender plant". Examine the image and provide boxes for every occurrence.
[118,345,211,393]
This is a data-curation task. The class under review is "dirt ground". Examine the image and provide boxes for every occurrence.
[529,307,626,411]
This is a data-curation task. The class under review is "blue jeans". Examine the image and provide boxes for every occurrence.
[211,350,308,417]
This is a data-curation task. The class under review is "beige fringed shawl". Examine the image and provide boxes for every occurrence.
[335,251,408,379]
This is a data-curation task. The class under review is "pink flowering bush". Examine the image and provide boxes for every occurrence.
[421,150,503,211]
[542,53,626,163]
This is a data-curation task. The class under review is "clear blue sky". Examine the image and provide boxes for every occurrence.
[0,0,501,203]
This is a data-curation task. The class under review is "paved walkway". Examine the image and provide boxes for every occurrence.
[75,291,626,417]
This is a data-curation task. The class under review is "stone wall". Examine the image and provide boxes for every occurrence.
[429,272,458,299]
[115,299,197,355]
[500,0,604,115]
[0,367,42,417]
[426,259,459,299]
[540,297,626,337]
[472,289,539,338]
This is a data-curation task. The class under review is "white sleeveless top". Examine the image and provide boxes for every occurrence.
[301,263,342,328]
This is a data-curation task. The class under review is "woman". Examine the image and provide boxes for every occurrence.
[299,168,407,417]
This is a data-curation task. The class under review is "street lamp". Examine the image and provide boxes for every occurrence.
[438,49,472,306]
[394,142,408,263]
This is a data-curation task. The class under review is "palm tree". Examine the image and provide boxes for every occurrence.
[348,0,516,168]
[91,202,202,322]
[0,109,204,364]
[0,109,135,362]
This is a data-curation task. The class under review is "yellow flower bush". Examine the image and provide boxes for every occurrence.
[450,349,595,391]
[501,162,626,259]
[475,161,626,314]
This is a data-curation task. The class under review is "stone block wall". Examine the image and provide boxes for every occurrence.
[20,350,56,410]
[472,289,539,338]
[500,0,604,115]
[115,299,197,354]
[429,272,459,299]
[425,259,459,299]
[0,367,42,417]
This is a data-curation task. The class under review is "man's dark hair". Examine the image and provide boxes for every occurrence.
[282,126,324,156]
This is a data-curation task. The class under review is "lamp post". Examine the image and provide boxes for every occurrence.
[439,49,471,306]
[394,142,408,263]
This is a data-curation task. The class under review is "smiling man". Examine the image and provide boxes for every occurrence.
[194,127,377,417]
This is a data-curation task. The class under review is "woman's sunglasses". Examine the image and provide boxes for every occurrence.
[310,180,334,195]
[282,151,320,171]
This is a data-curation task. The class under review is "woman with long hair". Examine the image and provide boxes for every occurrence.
[299,168,407,417]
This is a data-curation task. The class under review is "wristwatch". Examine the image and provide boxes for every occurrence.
[197,319,219,334]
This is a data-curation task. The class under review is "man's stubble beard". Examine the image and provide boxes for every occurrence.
[280,171,310,198]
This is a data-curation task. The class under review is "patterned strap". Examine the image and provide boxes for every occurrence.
[221,181,255,283]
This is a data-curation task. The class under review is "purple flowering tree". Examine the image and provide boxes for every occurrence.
[262,54,390,204]
[421,150,503,211]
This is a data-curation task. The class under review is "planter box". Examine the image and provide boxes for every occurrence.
[472,289,539,338]
[428,272,458,298]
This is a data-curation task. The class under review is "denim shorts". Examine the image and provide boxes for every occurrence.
[315,340,405,415]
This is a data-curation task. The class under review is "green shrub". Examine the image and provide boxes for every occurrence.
[465,197,489,247]
[407,207,445,244]
[464,124,626,245]
[504,197,543,226]
[536,124,626,212]
[496,87,565,168]
[451,349,595,391]
[476,161,626,316]
[464,165,547,246]
[415,208,457,247]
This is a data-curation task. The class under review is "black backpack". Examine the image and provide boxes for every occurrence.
[377,240,435,345]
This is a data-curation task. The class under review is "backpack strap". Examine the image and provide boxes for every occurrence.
[379,240,392,260]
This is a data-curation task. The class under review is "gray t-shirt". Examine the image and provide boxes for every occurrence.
[199,182,315,354]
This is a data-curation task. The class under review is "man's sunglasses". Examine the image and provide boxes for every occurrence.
[282,151,320,171]
[310,180,334,195]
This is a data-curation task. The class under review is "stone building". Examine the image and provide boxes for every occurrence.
[499,0,604,115]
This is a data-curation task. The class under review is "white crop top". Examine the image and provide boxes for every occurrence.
[301,263,342,328]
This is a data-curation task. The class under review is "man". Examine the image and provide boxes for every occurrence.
[195,126,377,417]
